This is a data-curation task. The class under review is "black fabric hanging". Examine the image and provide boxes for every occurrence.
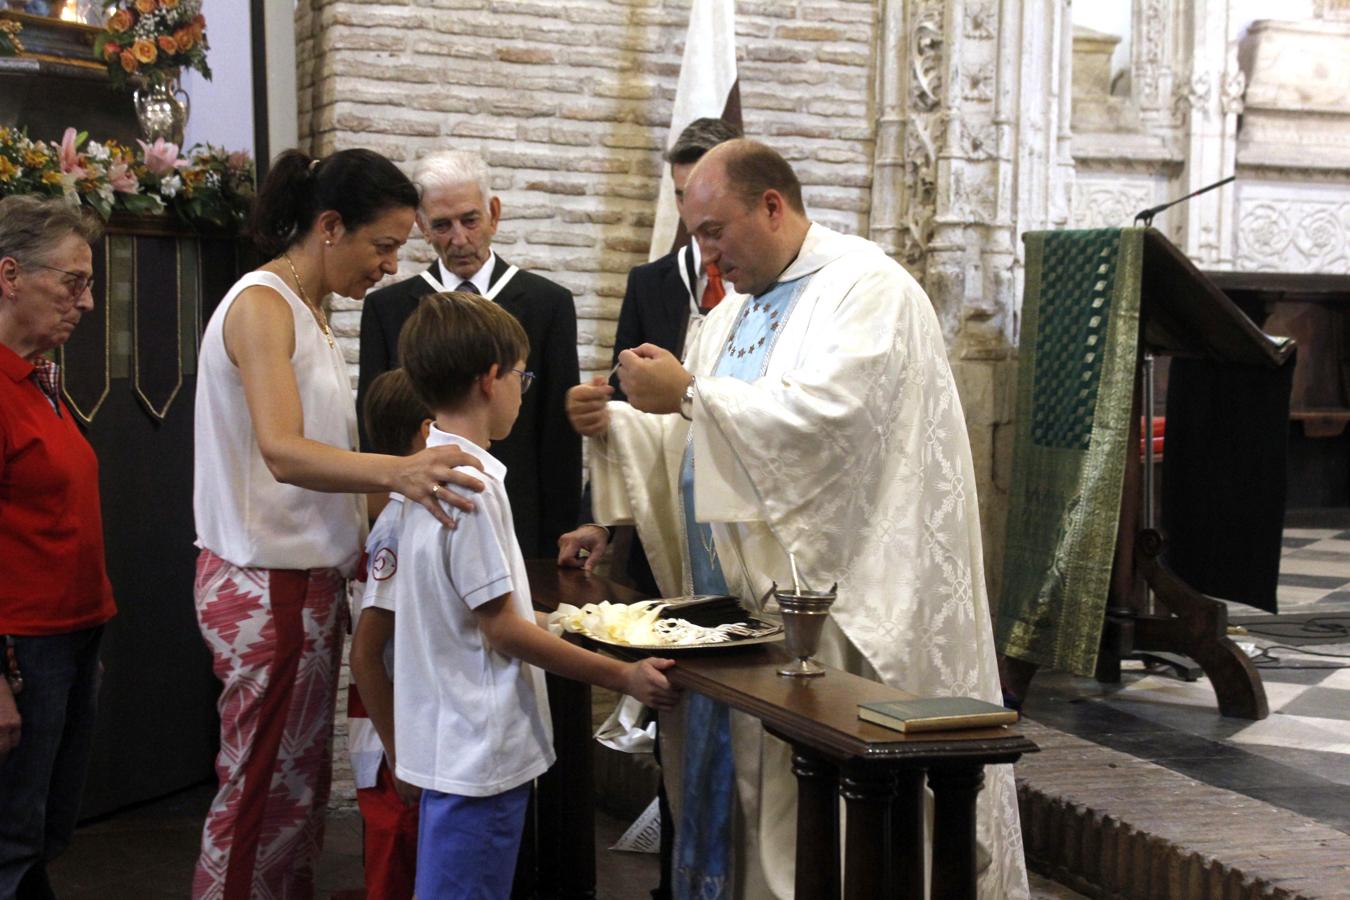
[1161,352,1297,613]
[132,236,183,421]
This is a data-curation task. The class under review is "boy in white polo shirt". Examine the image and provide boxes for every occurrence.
[392,292,680,899]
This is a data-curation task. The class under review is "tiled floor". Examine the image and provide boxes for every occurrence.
[1020,511,1350,839]
[46,781,1085,898]
[51,517,1350,898]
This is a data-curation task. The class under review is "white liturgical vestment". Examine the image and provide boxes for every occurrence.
[591,223,1029,899]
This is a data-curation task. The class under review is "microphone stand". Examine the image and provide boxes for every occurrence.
[1134,175,1235,228]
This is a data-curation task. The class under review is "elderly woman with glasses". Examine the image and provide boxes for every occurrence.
[0,194,116,899]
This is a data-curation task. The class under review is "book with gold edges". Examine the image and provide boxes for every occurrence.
[857,696,1018,733]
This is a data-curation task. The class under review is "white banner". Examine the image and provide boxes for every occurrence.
[648,0,738,260]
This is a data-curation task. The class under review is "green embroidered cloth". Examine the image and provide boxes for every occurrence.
[995,228,1144,677]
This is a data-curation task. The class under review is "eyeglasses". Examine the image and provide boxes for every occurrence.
[511,368,535,394]
[29,263,94,299]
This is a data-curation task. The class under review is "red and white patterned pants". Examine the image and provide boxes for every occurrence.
[191,549,346,900]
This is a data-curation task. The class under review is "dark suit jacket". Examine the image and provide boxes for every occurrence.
[581,244,699,595]
[608,244,698,401]
[357,257,582,559]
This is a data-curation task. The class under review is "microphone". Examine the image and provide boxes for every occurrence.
[1133,175,1235,228]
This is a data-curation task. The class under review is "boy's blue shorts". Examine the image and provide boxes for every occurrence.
[415,782,532,899]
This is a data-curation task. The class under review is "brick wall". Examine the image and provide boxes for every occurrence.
[294,0,881,382]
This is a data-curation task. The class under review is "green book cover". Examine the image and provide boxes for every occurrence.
[858,696,1018,733]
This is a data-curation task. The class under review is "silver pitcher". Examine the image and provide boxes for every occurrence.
[134,78,190,147]
[772,582,837,677]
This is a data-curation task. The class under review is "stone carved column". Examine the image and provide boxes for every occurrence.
[1173,0,1240,268]
[872,0,1074,605]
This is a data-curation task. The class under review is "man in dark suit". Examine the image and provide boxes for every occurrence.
[559,118,741,578]
[608,117,743,401]
[358,150,580,559]
[557,119,741,900]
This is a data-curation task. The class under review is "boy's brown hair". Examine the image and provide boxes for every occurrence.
[362,368,429,456]
[399,291,530,411]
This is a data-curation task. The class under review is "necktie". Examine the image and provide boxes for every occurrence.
[701,262,725,310]
[457,280,480,295]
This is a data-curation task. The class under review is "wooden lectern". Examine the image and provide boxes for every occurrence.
[999,228,1294,721]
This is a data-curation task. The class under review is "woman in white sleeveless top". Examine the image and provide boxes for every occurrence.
[190,149,482,900]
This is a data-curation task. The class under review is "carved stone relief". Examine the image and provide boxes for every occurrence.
[1237,197,1350,272]
[964,0,997,39]
[1070,181,1158,229]
[898,0,944,269]
[1171,70,1211,124]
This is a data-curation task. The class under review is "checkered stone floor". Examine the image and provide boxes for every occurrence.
[1021,514,1350,837]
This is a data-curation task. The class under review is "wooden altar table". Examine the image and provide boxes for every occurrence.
[527,561,1038,900]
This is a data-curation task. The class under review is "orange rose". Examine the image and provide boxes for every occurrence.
[103,42,120,61]
[157,36,176,54]
[132,38,157,64]
[161,0,179,7]
[108,9,133,33]
[174,29,194,52]
[134,0,156,13]
[120,50,138,73]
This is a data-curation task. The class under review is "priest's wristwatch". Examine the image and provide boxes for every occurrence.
[679,376,696,421]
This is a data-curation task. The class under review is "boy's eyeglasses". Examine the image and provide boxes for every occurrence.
[511,368,535,394]
[28,263,94,299]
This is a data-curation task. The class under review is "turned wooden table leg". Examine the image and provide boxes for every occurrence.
[791,745,840,900]
[841,764,895,900]
[891,768,927,898]
[928,764,984,900]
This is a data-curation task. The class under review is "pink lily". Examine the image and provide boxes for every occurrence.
[59,128,89,179]
[137,137,187,177]
[108,161,139,193]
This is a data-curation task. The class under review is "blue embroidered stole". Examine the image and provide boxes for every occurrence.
[673,274,810,900]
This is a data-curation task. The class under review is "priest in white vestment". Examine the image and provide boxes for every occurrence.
[564,139,1028,900]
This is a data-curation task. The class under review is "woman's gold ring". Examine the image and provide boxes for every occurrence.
[430,483,440,495]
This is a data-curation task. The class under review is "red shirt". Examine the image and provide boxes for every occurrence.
[0,343,116,635]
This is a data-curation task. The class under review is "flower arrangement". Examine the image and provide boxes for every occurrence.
[0,126,253,230]
[94,0,211,89]
[0,19,23,58]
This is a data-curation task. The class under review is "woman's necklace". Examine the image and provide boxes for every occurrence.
[281,253,336,351]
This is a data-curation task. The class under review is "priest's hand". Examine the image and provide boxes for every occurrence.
[566,376,612,436]
[557,524,610,572]
[618,344,691,415]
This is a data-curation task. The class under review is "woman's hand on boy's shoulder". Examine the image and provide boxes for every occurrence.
[625,657,681,711]
[394,445,485,527]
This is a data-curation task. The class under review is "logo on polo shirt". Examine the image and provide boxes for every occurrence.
[371,547,397,581]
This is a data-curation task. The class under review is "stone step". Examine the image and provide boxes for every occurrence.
[1015,719,1350,900]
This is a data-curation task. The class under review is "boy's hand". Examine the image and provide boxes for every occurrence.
[394,776,422,807]
[556,524,610,571]
[566,376,612,437]
[623,657,681,711]
[396,444,485,528]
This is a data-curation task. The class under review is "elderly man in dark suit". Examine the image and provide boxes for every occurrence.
[358,150,580,559]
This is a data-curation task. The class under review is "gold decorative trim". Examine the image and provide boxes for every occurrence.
[131,237,184,421]
[59,238,111,425]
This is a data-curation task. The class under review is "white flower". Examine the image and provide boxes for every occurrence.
[160,173,183,198]
[86,141,110,162]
